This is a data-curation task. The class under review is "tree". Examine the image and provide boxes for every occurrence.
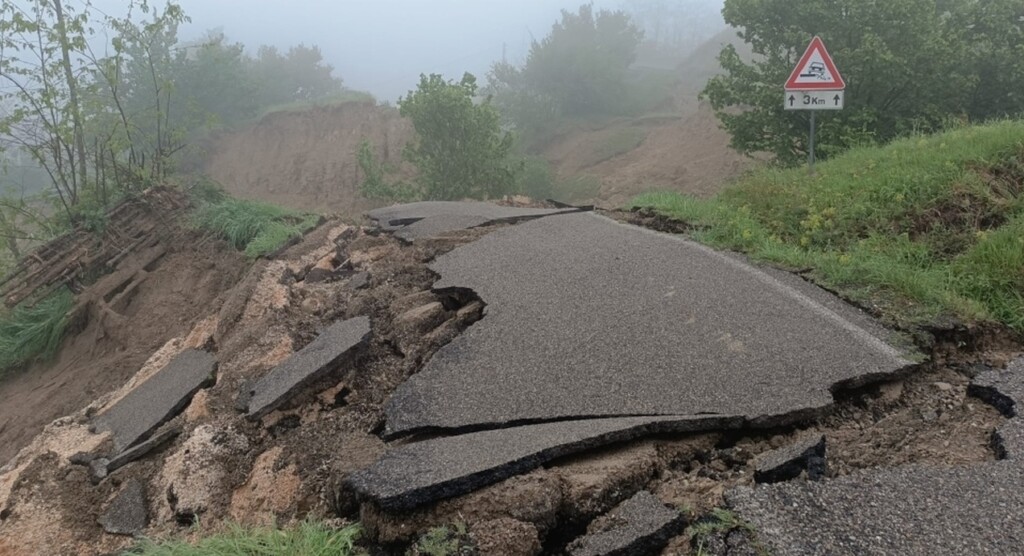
[251,44,343,108]
[703,0,1022,166]
[488,4,643,121]
[399,73,518,200]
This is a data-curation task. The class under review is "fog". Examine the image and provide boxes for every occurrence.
[80,0,726,101]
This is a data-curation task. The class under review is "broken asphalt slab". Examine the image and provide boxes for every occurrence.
[366,200,584,238]
[348,415,742,511]
[244,316,370,420]
[92,349,215,453]
[385,212,915,436]
[727,460,1024,555]
[98,479,148,536]
[567,490,684,556]
[968,357,1024,417]
[753,434,826,484]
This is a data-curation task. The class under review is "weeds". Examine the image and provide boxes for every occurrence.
[192,196,318,259]
[689,509,765,556]
[408,523,474,556]
[630,120,1024,333]
[127,521,364,556]
[0,287,73,376]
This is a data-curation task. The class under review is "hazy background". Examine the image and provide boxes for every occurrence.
[81,0,726,101]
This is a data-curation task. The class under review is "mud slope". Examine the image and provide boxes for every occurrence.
[203,102,412,218]
[0,231,247,465]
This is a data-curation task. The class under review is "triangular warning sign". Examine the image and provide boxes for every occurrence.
[785,36,845,90]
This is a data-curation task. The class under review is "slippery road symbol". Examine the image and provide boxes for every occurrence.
[800,62,828,80]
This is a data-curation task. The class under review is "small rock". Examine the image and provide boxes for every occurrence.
[934,382,954,392]
[98,479,148,536]
[921,409,939,422]
[300,297,321,314]
[395,302,446,334]
[878,381,904,402]
[89,458,110,485]
[753,434,826,484]
[304,267,337,284]
[347,272,370,290]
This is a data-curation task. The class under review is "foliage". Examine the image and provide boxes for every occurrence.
[0,287,73,376]
[493,5,643,119]
[251,44,344,108]
[704,0,1024,165]
[398,73,519,200]
[192,196,318,259]
[356,140,420,202]
[128,521,364,556]
[689,509,764,556]
[409,524,474,556]
[630,120,1024,332]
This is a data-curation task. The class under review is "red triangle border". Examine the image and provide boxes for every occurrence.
[785,36,845,90]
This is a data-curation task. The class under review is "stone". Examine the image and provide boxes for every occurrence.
[753,434,827,484]
[347,272,370,290]
[934,382,954,392]
[567,491,684,556]
[98,479,148,536]
[91,350,216,453]
[395,302,446,334]
[968,357,1024,417]
[385,213,914,437]
[348,415,741,511]
[89,458,110,485]
[245,317,370,420]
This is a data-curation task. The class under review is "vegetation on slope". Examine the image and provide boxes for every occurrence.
[630,121,1024,332]
[128,521,363,556]
[0,288,74,377]
[193,196,320,259]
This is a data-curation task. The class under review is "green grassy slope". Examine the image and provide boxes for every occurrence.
[631,120,1024,332]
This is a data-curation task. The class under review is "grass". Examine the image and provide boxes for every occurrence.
[0,287,74,376]
[127,521,364,556]
[409,523,474,556]
[689,509,765,556]
[629,120,1024,333]
[193,197,320,259]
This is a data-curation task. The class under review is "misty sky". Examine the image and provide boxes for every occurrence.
[78,0,725,101]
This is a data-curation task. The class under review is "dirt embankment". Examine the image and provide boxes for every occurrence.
[0,194,249,465]
[202,102,412,219]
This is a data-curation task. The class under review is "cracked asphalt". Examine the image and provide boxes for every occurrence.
[385,212,914,435]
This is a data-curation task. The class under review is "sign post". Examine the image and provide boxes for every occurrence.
[784,36,845,175]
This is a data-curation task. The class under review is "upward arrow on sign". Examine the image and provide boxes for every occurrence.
[785,36,845,91]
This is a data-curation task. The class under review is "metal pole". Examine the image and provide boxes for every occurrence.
[809,110,817,176]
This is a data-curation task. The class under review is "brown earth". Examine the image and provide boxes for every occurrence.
[0,210,248,466]
[201,101,413,219]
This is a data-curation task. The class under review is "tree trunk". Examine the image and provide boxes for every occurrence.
[52,0,88,205]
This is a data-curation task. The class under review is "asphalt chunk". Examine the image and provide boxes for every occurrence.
[92,349,215,453]
[753,434,826,484]
[568,491,684,556]
[386,213,914,436]
[994,420,1024,460]
[394,214,491,241]
[727,460,1024,555]
[245,316,370,420]
[366,201,580,233]
[98,479,148,536]
[969,357,1024,417]
[348,415,742,511]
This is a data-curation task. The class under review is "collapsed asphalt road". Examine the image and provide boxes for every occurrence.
[352,204,919,518]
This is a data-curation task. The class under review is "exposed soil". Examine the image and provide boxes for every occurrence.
[201,101,413,219]
[0,219,248,465]
[545,104,752,208]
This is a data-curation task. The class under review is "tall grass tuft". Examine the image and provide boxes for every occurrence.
[128,521,364,556]
[0,287,74,375]
[193,198,319,259]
